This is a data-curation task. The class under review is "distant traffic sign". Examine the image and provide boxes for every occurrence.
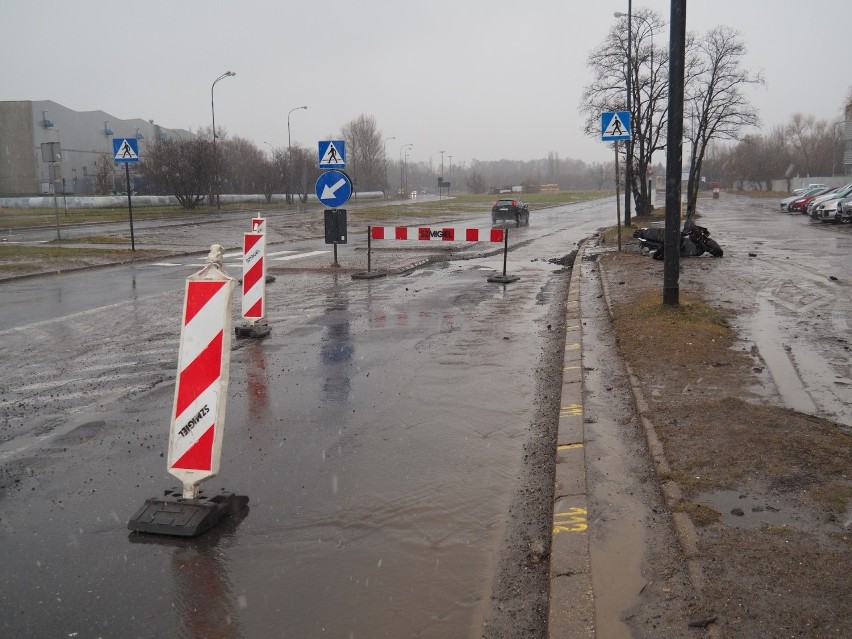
[113,138,140,162]
[601,111,631,141]
[315,169,352,208]
[318,140,346,169]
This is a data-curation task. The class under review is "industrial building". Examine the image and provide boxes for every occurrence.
[0,100,192,197]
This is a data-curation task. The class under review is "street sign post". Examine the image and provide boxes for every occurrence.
[601,111,632,141]
[112,138,140,250]
[315,169,353,208]
[318,140,346,169]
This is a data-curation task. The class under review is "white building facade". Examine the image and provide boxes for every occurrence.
[0,100,192,197]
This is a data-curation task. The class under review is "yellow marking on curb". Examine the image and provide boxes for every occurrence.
[554,507,588,534]
[563,365,580,371]
[557,443,584,451]
[565,342,580,350]
[560,404,583,416]
[565,324,580,330]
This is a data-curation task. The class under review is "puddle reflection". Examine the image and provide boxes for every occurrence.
[129,509,249,638]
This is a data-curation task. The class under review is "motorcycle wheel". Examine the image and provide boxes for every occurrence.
[704,237,724,257]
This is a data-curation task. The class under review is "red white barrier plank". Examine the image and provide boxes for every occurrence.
[370,226,505,242]
[168,248,235,499]
[242,232,266,320]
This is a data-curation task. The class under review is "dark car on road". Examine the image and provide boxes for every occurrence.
[491,198,530,226]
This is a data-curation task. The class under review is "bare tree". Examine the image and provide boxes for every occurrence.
[466,165,486,194]
[340,114,385,191]
[587,161,610,190]
[92,153,116,195]
[260,146,286,204]
[142,137,214,209]
[286,144,321,204]
[684,26,763,212]
[580,8,668,220]
[220,136,266,194]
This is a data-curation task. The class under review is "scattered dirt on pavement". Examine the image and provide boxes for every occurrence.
[482,261,571,638]
[596,238,851,638]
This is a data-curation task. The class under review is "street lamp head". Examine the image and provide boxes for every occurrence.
[226,71,236,77]
[614,11,627,17]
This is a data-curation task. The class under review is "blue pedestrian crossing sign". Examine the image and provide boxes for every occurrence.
[601,111,631,141]
[318,140,346,169]
[113,138,140,163]
[315,169,352,208]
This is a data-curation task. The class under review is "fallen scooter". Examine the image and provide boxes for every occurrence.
[633,217,723,260]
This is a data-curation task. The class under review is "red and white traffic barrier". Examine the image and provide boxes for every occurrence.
[168,245,235,499]
[241,232,266,321]
[370,226,505,242]
[353,225,519,283]
[251,216,266,234]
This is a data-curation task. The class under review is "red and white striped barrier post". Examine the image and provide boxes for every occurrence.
[128,245,248,537]
[168,244,236,498]
[235,230,271,338]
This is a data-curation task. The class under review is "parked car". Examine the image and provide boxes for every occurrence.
[491,198,530,226]
[792,183,827,195]
[780,186,824,211]
[789,186,837,213]
[808,182,852,220]
[837,197,852,223]
[807,183,852,218]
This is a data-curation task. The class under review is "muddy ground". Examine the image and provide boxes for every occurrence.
[595,228,851,638]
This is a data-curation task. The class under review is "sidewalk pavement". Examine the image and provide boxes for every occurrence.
[547,242,706,638]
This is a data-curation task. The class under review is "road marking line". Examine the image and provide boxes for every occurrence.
[272,250,330,261]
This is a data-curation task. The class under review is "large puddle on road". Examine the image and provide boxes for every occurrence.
[751,294,818,414]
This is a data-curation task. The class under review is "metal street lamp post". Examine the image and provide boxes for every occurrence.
[404,149,411,194]
[287,106,307,151]
[399,143,412,196]
[384,136,395,198]
[439,150,445,199]
[211,70,235,210]
[615,3,633,224]
[832,120,844,176]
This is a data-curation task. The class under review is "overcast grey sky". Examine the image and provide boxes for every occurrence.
[2,0,849,168]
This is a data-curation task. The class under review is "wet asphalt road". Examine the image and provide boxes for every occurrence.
[0,199,612,638]
[2,194,848,638]
[684,195,852,429]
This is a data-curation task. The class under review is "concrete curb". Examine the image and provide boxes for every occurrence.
[547,242,594,639]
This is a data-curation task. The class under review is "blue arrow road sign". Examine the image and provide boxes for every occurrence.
[601,111,631,141]
[315,170,352,208]
[113,138,140,162]
[318,140,346,169]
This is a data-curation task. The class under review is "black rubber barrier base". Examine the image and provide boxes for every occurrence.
[487,274,521,284]
[128,489,249,537]
[351,271,387,280]
[235,323,271,338]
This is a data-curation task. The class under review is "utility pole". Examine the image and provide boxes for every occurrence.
[663,0,687,306]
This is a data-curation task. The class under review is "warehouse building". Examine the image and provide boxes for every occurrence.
[0,100,192,197]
